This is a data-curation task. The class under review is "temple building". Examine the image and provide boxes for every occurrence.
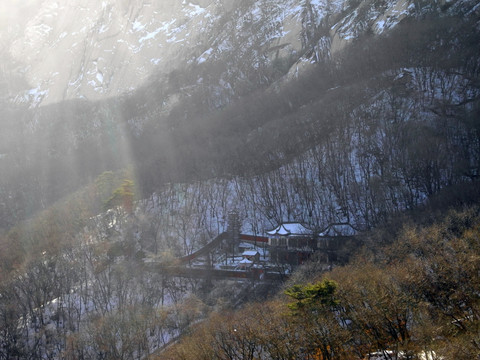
[317,223,359,263]
[266,222,360,265]
[266,223,316,265]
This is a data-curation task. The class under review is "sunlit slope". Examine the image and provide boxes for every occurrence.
[4,0,472,107]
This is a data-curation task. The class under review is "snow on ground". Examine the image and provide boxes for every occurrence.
[14,86,49,108]
[197,47,213,64]
[182,2,206,17]
[139,20,174,43]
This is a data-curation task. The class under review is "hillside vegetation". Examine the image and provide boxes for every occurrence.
[163,185,480,359]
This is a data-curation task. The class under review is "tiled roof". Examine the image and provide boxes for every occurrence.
[266,223,313,236]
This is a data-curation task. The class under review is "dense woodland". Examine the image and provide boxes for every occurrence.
[0,3,479,359]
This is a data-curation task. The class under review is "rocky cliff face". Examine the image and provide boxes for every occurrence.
[5,0,225,106]
[5,0,471,108]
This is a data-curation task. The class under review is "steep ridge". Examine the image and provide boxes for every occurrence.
[4,0,470,107]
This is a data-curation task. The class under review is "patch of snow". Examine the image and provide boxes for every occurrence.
[319,223,358,237]
[183,3,206,17]
[69,72,83,87]
[16,86,49,108]
[267,223,313,236]
[332,8,358,40]
[375,19,386,32]
[139,19,175,43]
[99,23,109,34]
[36,23,53,36]
[197,47,213,64]
[132,20,146,32]
[96,72,104,83]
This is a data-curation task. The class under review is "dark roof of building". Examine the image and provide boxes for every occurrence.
[319,223,358,237]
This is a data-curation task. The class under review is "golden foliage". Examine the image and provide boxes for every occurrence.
[163,206,480,359]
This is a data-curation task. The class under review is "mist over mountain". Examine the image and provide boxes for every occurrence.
[4,0,471,107]
[0,0,479,228]
[2,0,328,106]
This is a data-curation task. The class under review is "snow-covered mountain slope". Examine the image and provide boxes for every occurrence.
[4,0,477,108]
[6,0,226,106]
[0,0,478,233]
